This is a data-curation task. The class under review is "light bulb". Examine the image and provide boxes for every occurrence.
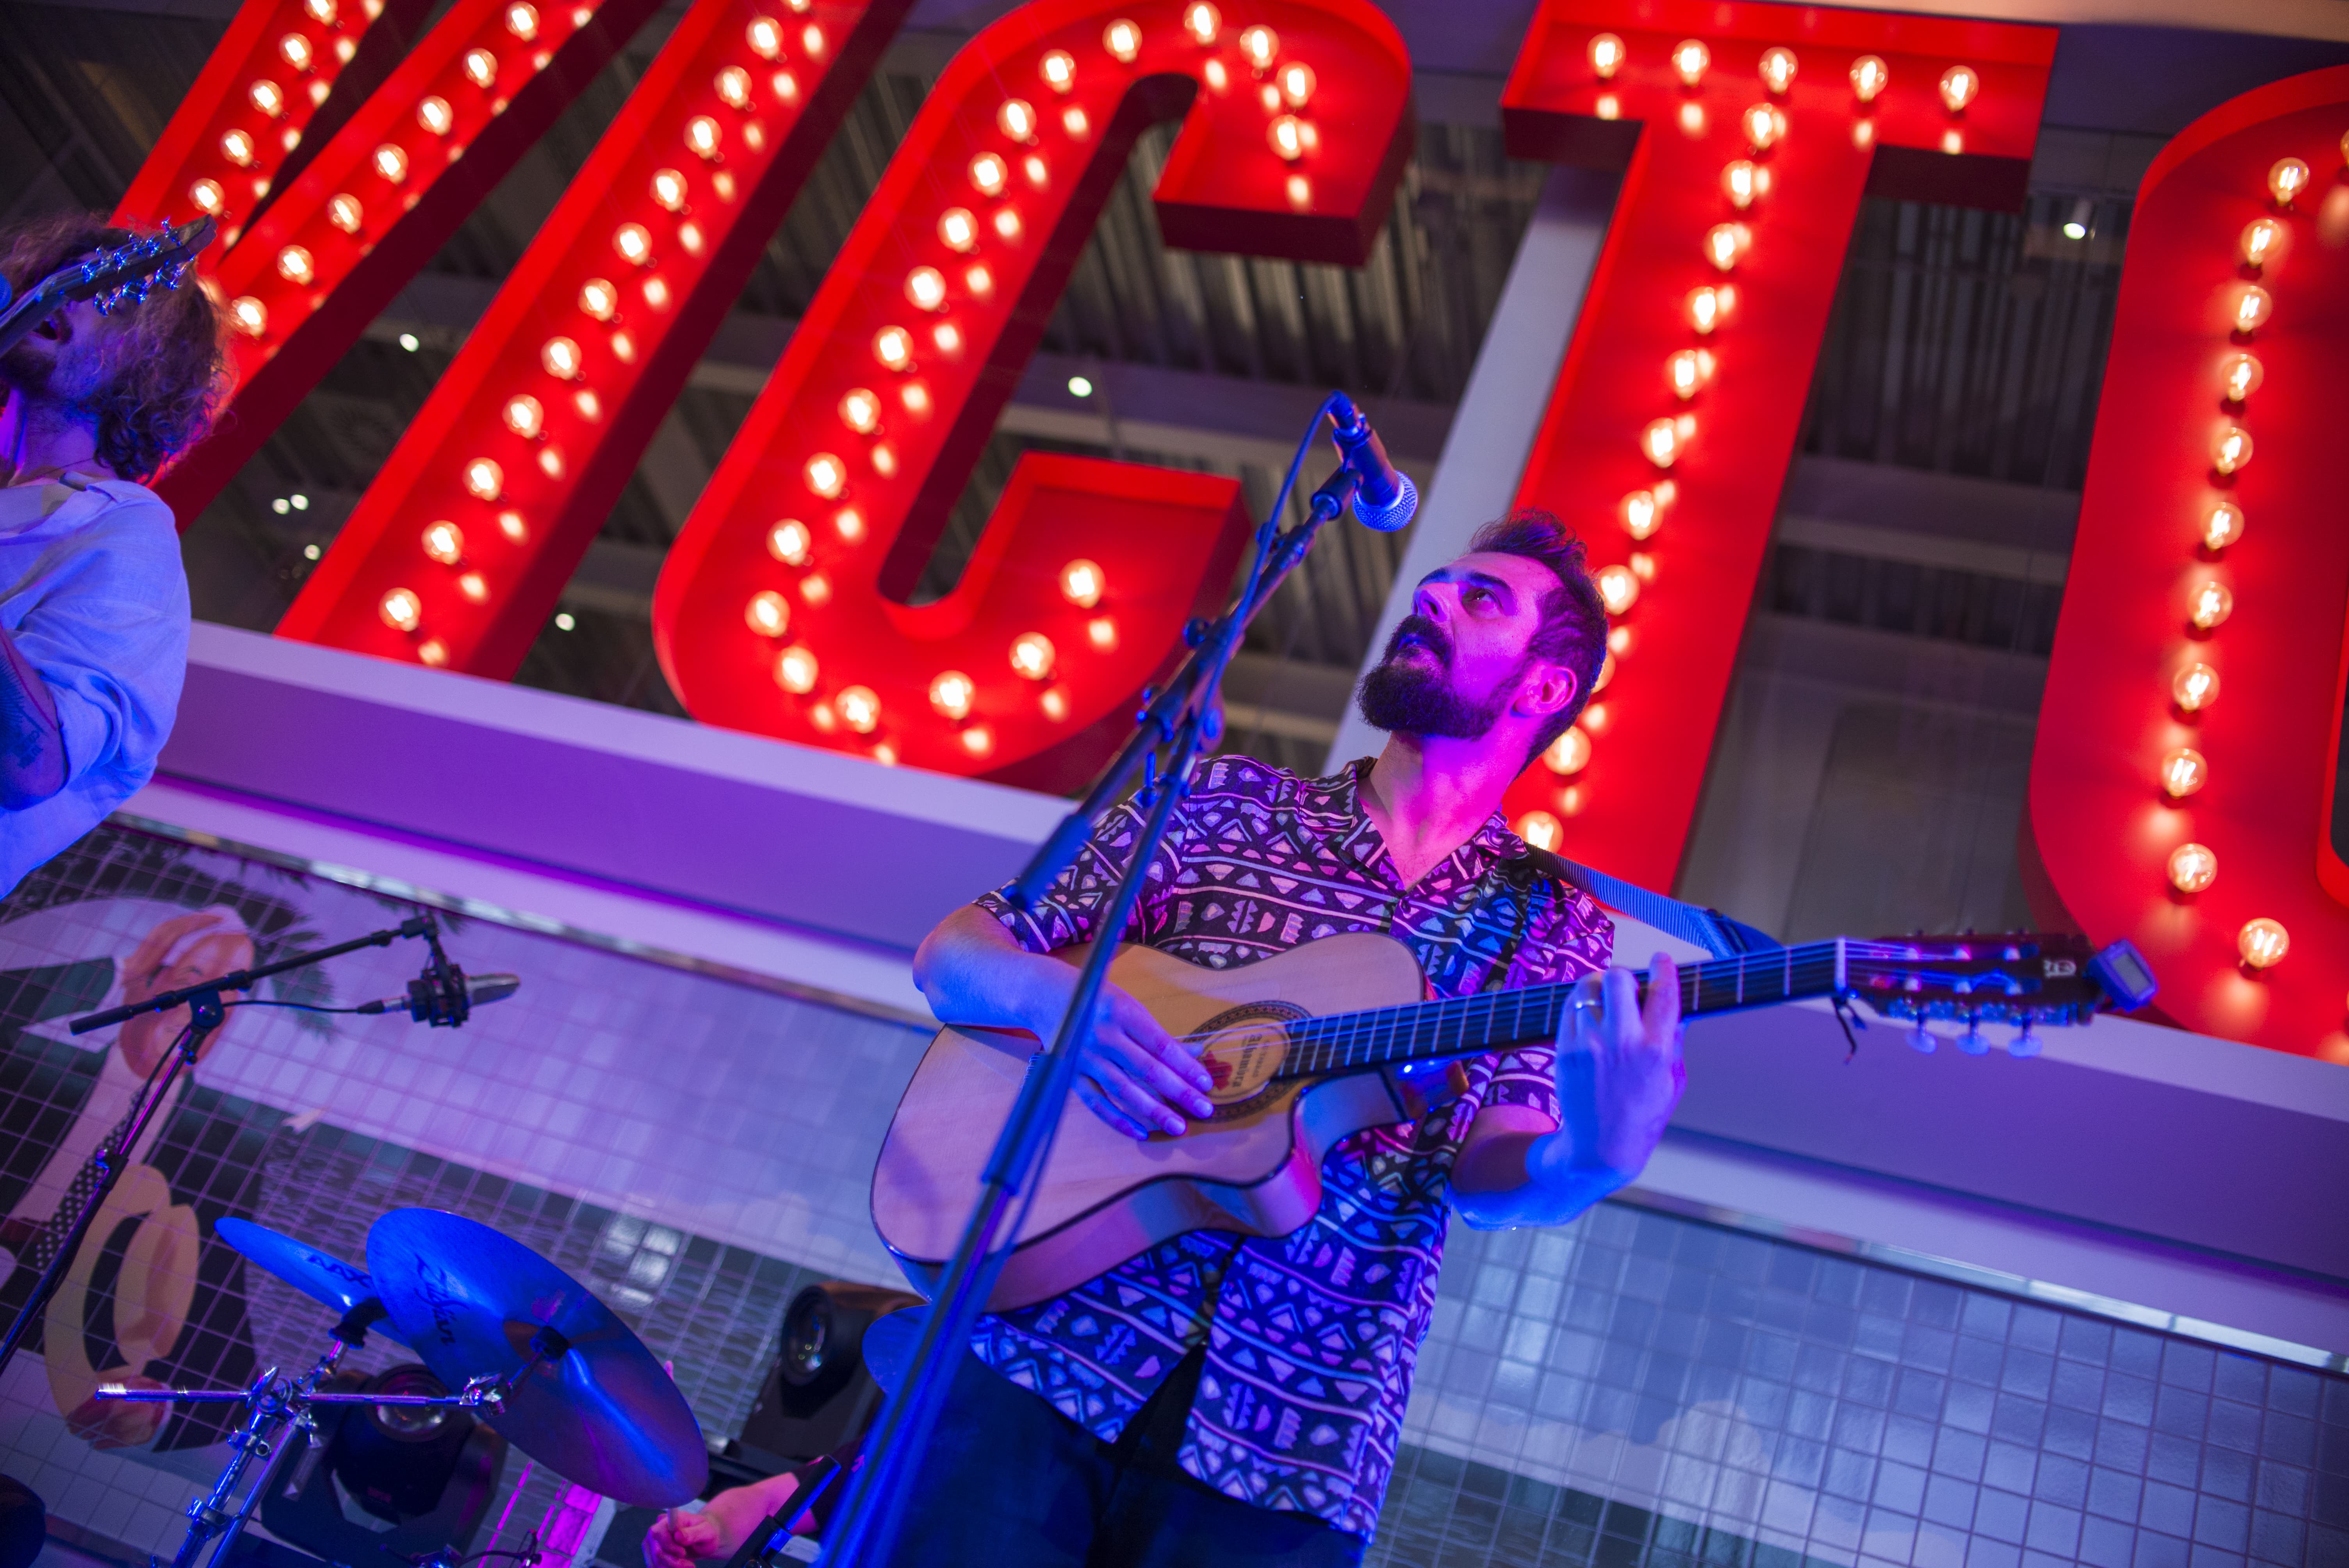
[1588,32,1624,79]
[1009,631,1056,680]
[1040,686,1070,721]
[463,458,503,501]
[804,453,846,498]
[418,95,453,135]
[747,16,780,56]
[372,143,408,182]
[905,266,947,311]
[651,168,688,211]
[2268,157,2310,206]
[686,116,721,160]
[221,128,257,166]
[1239,25,1276,68]
[2188,579,2233,631]
[1722,159,1768,209]
[276,245,315,285]
[1641,417,1680,467]
[801,22,823,56]
[1672,39,1709,86]
[838,686,880,733]
[768,519,811,564]
[993,208,1022,242]
[929,670,975,719]
[502,393,543,438]
[1062,106,1089,138]
[613,222,652,264]
[541,336,581,378]
[457,573,488,604]
[305,0,335,20]
[775,645,818,693]
[1184,1,1218,45]
[1087,616,1117,650]
[1704,222,1748,271]
[873,326,913,370]
[1758,46,1796,93]
[1514,810,1563,852]
[1668,348,1714,399]
[579,277,618,320]
[2159,748,2207,799]
[2219,353,2262,403]
[1938,64,1978,113]
[1621,490,1659,539]
[280,32,314,69]
[1279,61,1314,106]
[901,382,931,415]
[998,98,1037,141]
[1850,54,1888,102]
[326,192,364,233]
[1025,154,1048,187]
[1269,116,1306,160]
[250,78,286,116]
[230,296,267,337]
[2238,218,2279,268]
[2238,918,2288,968]
[1741,103,1784,151]
[189,178,225,213]
[573,388,600,421]
[745,590,790,637]
[2210,425,2253,475]
[839,388,881,433]
[2172,661,2219,711]
[968,155,1007,196]
[1596,563,1640,613]
[965,263,993,297]
[505,1,537,38]
[1543,727,1591,775]
[939,208,977,250]
[715,66,750,107]
[463,48,497,87]
[422,521,464,564]
[380,588,422,632]
[1103,18,1141,62]
[932,321,962,354]
[957,725,992,758]
[2202,501,2244,551]
[2233,286,2272,334]
[1686,285,1726,334]
[1059,558,1104,607]
[2166,842,2217,893]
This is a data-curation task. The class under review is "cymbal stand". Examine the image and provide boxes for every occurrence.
[821,394,1366,1567]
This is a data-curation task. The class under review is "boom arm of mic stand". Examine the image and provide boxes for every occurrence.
[67,914,441,1033]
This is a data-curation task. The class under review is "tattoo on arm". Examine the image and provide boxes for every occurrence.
[0,623,66,805]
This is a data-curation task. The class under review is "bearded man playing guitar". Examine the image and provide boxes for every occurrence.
[895,510,1686,1566]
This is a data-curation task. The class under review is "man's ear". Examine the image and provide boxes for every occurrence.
[1515,659,1579,721]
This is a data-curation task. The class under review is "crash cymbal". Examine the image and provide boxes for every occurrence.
[215,1218,402,1340]
[364,1208,707,1507]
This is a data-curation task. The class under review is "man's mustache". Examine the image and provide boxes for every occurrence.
[1382,614,1451,667]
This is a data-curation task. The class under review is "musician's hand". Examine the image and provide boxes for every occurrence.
[1071,981,1216,1140]
[1550,955,1685,1182]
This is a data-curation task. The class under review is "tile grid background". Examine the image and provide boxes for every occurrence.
[0,826,2341,1568]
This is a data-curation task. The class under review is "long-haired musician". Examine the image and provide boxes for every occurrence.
[900,510,1688,1565]
[0,214,226,896]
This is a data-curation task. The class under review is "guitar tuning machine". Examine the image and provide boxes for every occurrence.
[1955,1019,1990,1056]
[2005,1019,2042,1059]
[1905,1023,1938,1054]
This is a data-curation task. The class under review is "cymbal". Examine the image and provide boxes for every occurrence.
[365,1208,707,1507]
[215,1218,404,1341]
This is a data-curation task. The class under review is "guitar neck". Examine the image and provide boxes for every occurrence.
[1278,939,1857,1080]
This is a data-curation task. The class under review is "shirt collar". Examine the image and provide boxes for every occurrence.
[1314,757,1524,884]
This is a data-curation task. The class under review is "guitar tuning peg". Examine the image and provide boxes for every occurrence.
[2005,1020,2042,1059]
[1956,1021,1990,1056]
[1905,1023,1938,1054]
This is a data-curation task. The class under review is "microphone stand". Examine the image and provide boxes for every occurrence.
[821,396,1370,1567]
[0,912,444,1380]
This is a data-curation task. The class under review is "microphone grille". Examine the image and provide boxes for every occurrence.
[1353,472,1418,533]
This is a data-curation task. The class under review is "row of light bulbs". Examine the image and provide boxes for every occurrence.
[185,0,383,246]
[1581,32,1982,138]
[367,0,822,666]
[744,10,1300,763]
[2156,147,2344,975]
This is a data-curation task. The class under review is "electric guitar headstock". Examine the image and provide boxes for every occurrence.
[0,215,217,355]
[1844,932,2157,1056]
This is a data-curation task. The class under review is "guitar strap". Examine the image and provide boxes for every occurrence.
[1512,848,1780,962]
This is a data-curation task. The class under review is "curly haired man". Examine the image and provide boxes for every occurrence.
[0,214,228,896]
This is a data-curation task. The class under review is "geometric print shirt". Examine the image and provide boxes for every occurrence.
[970,756,1614,1540]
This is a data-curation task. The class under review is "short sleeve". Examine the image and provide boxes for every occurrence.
[973,796,1187,955]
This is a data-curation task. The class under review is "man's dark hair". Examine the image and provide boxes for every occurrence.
[0,214,230,482]
[1469,508,1609,761]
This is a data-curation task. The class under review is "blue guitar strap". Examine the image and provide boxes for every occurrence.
[1519,848,1779,960]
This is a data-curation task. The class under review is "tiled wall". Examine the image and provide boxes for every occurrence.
[2,825,2339,1568]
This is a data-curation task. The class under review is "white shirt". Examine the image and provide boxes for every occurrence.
[0,476,188,897]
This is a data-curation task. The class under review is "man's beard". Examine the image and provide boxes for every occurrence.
[1355,615,1521,740]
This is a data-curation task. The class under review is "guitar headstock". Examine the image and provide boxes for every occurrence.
[9,215,217,321]
[1846,932,2157,1056]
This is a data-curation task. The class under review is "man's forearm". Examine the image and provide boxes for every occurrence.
[0,624,64,809]
[911,905,1071,1034]
[1451,1124,1633,1230]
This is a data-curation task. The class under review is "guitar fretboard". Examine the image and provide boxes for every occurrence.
[1274,939,1866,1081]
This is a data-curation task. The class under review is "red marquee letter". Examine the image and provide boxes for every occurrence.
[275,0,911,673]
[1492,0,2055,891]
[651,0,1413,785]
[2026,67,2349,1058]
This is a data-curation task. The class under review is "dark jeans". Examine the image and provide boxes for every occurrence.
[886,1347,1367,1568]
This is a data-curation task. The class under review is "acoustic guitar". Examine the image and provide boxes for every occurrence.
[872,930,2156,1310]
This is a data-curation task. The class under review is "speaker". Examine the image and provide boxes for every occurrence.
[734,1281,920,1468]
[260,1365,508,1568]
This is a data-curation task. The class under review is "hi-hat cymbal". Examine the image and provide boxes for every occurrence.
[215,1218,404,1341]
[365,1208,707,1507]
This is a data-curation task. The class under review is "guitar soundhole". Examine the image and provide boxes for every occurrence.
[1190,1000,1310,1124]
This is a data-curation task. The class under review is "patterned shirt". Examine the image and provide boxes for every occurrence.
[970,757,1614,1539]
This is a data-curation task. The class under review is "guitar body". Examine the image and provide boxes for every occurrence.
[871,934,1430,1310]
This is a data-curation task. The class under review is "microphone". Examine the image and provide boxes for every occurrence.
[1329,394,1418,532]
[356,971,520,1023]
